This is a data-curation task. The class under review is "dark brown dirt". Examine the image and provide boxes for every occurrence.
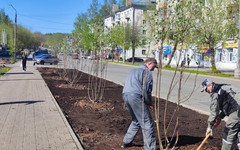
[38,67,234,150]
[0,58,11,65]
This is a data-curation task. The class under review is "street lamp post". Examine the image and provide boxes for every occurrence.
[9,4,17,59]
[234,2,240,78]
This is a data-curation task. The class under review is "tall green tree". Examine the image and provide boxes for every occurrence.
[88,0,100,21]
[154,1,172,68]
[16,26,42,50]
[108,24,125,61]
[73,13,89,53]
[74,13,88,30]
[165,0,197,67]
[193,0,237,72]
[128,24,144,64]
[73,0,105,55]
[0,24,14,50]
[0,9,12,25]
[99,0,117,18]
[32,32,43,50]
[44,33,70,52]
[119,0,126,7]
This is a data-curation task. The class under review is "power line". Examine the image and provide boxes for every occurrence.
[19,13,73,26]
[27,25,73,31]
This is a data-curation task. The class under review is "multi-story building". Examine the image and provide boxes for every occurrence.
[104,0,156,60]
[154,0,239,69]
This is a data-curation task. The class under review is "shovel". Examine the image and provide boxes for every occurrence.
[196,133,211,150]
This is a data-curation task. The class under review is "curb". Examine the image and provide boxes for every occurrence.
[37,70,84,150]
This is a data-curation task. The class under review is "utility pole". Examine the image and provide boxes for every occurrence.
[235,2,240,78]
[9,4,17,59]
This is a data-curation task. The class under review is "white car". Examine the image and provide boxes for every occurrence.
[87,55,96,60]
[35,55,59,65]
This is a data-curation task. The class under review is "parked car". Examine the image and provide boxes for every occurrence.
[0,51,10,57]
[35,55,59,65]
[87,55,96,60]
[81,54,90,59]
[127,57,144,62]
[72,53,79,59]
[33,53,50,61]
[33,49,50,59]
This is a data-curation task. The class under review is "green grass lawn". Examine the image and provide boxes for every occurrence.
[1,67,11,75]
[162,67,234,78]
[108,60,235,78]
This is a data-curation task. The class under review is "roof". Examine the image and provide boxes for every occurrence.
[134,0,156,6]
[104,0,156,19]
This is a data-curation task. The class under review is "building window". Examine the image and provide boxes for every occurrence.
[142,49,146,55]
[143,20,146,24]
[142,40,146,45]
[143,30,146,34]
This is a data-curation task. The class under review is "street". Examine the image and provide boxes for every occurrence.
[34,56,240,115]
[106,62,240,115]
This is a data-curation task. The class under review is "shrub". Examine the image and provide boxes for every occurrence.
[164,64,171,68]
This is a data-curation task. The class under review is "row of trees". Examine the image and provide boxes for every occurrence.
[0,9,72,61]
[72,0,145,64]
[53,0,239,148]
[0,9,42,58]
[72,0,239,72]
[151,0,239,149]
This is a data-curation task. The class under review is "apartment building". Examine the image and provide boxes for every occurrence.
[104,0,156,60]
[154,0,239,69]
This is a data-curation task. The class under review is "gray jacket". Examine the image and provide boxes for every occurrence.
[208,83,240,128]
[122,64,153,105]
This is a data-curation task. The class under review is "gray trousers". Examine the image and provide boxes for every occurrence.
[222,110,240,150]
[122,93,156,150]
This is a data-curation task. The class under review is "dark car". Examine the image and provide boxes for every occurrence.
[0,51,10,57]
[127,57,144,62]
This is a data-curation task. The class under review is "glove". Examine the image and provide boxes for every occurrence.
[149,105,154,110]
[206,127,213,137]
[214,119,221,128]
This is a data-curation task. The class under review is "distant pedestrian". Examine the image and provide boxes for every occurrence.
[201,79,240,150]
[22,50,28,71]
[187,57,191,68]
[180,58,186,67]
[121,58,158,150]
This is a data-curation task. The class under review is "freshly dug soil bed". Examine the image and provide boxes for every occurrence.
[0,58,11,65]
[38,67,229,150]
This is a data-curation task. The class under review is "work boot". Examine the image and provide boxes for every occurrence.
[121,142,132,148]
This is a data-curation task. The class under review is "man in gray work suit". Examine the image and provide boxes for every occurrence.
[201,79,240,149]
[121,58,158,150]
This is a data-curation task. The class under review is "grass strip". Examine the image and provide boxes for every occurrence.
[108,60,234,78]
[162,67,234,78]
[1,67,11,75]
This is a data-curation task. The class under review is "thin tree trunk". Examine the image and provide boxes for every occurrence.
[132,41,135,65]
[166,41,178,66]
[209,45,216,71]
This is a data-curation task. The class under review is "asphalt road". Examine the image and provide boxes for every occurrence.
[43,56,240,115]
[106,62,240,115]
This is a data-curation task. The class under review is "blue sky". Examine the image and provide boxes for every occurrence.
[1,0,121,34]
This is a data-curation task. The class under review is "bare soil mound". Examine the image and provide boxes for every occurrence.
[38,67,230,150]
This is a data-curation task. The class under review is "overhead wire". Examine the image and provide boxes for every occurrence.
[17,13,75,32]
[19,13,73,26]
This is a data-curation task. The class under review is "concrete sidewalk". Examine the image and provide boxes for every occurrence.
[0,60,83,150]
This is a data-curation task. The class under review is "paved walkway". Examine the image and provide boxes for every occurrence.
[0,60,83,150]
